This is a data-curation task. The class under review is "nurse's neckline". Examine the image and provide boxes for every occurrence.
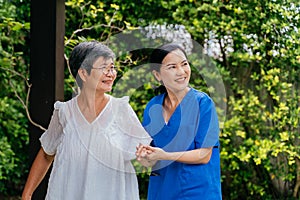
[162,87,191,123]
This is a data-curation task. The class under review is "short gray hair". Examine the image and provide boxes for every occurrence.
[69,40,115,88]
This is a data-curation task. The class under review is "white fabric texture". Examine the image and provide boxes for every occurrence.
[40,95,151,200]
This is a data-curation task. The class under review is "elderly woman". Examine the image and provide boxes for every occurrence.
[22,41,151,200]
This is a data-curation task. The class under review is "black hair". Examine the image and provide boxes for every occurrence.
[149,43,187,95]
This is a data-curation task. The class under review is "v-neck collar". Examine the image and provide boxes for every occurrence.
[161,88,193,125]
[75,95,111,125]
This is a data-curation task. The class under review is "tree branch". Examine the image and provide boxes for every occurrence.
[1,66,47,131]
[9,80,46,131]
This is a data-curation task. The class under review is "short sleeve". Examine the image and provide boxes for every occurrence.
[39,101,64,155]
[116,96,152,160]
[195,95,220,148]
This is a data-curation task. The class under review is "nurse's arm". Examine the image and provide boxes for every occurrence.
[145,146,212,164]
[22,148,54,200]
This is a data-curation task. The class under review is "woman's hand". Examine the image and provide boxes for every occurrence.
[136,144,167,161]
[142,146,167,161]
[136,143,148,160]
[137,144,213,164]
[135,144,156,167]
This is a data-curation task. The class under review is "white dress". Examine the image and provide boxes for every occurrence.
[40,95,151,200]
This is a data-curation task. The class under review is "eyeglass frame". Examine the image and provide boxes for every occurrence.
[91,65,118,75]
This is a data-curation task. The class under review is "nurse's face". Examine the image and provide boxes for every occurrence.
[154,49,191,93]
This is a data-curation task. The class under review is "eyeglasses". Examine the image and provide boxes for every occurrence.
[91,66,118,75]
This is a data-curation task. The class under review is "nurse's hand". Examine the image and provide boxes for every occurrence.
[143,146,168,161]
[136,144,156,167]
[136,143,151,159]
[145,147,213,164]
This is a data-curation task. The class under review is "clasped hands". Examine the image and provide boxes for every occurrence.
[135,143,166,167]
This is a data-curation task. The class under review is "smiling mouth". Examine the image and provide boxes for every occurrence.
[101,80,114,85]
[175,77,186,82]
[102,79,113,82]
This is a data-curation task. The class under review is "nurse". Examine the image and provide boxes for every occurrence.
[136,43,222,200]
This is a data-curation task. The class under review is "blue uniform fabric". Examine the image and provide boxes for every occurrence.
[142,88,222,200]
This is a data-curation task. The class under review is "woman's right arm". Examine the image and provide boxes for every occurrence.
[22,148,54,200]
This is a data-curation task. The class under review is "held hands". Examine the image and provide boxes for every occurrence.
[135,144,166,167]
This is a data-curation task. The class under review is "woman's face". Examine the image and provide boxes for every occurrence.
[154,49,191,93]
[82,56,117,93]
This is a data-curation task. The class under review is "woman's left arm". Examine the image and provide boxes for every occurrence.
[144,146,212,164]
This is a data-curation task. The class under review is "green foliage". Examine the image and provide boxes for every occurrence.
[0,97,29,195]
[111,0,300,199]
[155,1,300,199]
[1,0,299,199]
[0,0,30,195]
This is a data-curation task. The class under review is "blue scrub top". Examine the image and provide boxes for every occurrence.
[142,88,222,200]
